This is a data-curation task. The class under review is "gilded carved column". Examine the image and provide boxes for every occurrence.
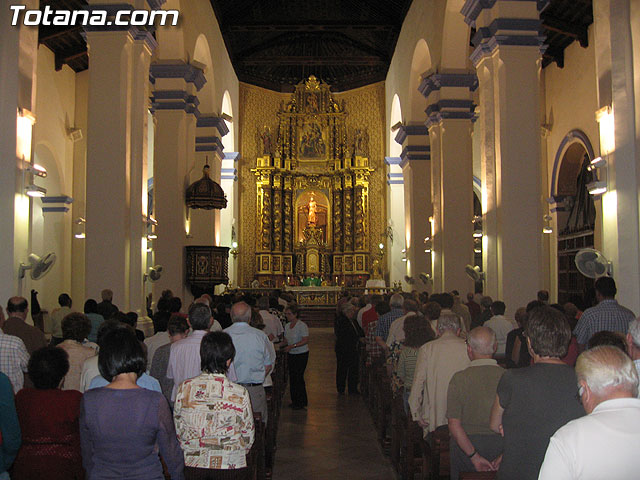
[283,176,293,252]
[354,186,365,251]
[333,178,343,252]
[260,185,272,251]
[343,175,354,252]
[272,175,283,252]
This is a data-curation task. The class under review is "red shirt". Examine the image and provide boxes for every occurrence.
[13,388,84,480]
[361,307,378,333]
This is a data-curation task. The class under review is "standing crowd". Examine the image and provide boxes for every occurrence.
[338,276,640,480]
[0,288,307,480]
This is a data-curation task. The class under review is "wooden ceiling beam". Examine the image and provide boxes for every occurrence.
[39,25,83,44]
[542,14,589,47]
[225,23,395,32]
[54,45,87,71]
[238,56,387,66]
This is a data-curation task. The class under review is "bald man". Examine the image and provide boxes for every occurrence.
[446,327,505,479]
[3,297,46,354]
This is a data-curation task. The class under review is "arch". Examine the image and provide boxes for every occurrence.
[409,39,432,121]
[32,143,66,309]
[221,90,234,152]
[155,0,184,59]
[441,0,472,69]
[193,33,215,113]
[389,94,402,157]
[550,130,596,201]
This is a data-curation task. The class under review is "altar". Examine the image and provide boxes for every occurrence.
[251,76,375,289]
[285,286,342,307]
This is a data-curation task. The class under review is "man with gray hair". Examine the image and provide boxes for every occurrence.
[375,293,404,352]
[167,302,214,401]
[335,302,364,394]
[626,317,640,383]
[225,301,275,422]
[446,327,505,479]
[539,346,640,479]
[409,312,470,435]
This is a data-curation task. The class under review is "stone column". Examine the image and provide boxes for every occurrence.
[84,24,152,309]
[463,0,546,311]
[385,157,406,288]
[397,124,431,290]
[128,33,156,314]
[592,0,640,314]
[150,61,205,300]
[421,73,477,293]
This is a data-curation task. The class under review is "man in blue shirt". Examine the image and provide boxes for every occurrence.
[225,301,275,423]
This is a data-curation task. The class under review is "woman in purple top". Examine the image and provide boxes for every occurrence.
[79,324,184,480]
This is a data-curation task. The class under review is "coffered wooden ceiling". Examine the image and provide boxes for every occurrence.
[39,0,594,91]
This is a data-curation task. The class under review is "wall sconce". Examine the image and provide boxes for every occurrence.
[230,240,239,258]
[542,215,553,234]
[23,161,47,177]
[25,184,46,197]
[74,217,86,239]
[424,237,432,254]
[587,156,605,171]
[472,229,483,238]
[587,180,607,196]
[147,233,158,240]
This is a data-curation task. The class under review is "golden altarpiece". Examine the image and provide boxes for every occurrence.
[252,76,374,287]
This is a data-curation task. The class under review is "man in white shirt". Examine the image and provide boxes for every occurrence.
[144,314,171,368]
[166,303,213,401]
[483,301,514,356]
[539,345,640,479]
[257,296,283,342]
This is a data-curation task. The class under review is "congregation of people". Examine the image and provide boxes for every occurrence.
[336,276,640,479]
[0,288,306,480]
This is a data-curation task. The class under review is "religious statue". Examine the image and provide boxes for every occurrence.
[307,197,317,226]
[260,126,273,156]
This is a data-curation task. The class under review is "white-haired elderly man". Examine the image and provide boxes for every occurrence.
[409,312,470,436]
[539,346,640,479]
[447,327,505,479]
[626,318,640,385]
[375,293,405,352]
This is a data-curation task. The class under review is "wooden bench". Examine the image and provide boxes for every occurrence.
[459,472,497,480]
[430,425,450,480]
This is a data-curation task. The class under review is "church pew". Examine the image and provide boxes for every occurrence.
[459,473,497,480]
[358,340,369,397]
[375,364,393,446]
[391,390,404,470]
[430,425,450,480]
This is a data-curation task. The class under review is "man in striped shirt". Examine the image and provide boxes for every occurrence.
[375,293,405,352]
[574,277,636,350]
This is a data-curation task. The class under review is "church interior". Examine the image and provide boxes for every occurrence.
[1,0,640,477]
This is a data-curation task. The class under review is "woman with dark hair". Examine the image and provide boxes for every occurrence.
[396,315,435,412]
[174,331,255,479]
[79,325,184,480]
[83,299,104,343]
[58,313,96,391]
[283,303,309,409]
[489,306,584,480]
[13,347,83,479]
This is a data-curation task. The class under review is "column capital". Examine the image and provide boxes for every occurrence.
[400,145,430,168]
[418,72,478,100]
[395,124,428,145]
[461,0,549,27]
[150,60,206,91]
[425,99,477,129]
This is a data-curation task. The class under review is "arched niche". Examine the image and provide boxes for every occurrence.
[294,190,331,245]
[221,90,234,151]
[389,94,402,157]
[409,39,431,121]
[32,143,67,310]
[551,130,597,306]
[193,34,215,114]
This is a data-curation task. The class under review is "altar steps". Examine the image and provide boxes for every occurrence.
[299,307,335,328]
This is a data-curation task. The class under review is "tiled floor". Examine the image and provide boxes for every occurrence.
[273,327,397,479]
